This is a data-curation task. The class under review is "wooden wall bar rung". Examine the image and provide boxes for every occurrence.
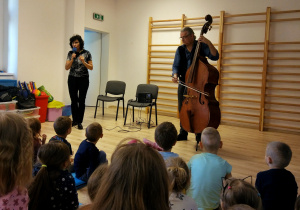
[224,12,266,18]
[271,18,300,22]
[267,72,300,76]
[266,94,300,99]
[157,103,177,108]
[266,79,299,83]
[159,91,177,95]
[264,123,299,130]
[150,68,172,71]
[223,57,263,60]
[267,87,300,91]
[157,97,177,102]
[151,50,176,53]
[271,10,300,14]
[222,71,262,74]
[268,65,300,68]
[222,111,260,117]
[221,91,261,96]
[224,20,266,25]
[222,64,263,67]
[221,98,260,103]
[152,25,182,29]
[220,104,260,110]
[223,50,264,53]
[268,57,300,60]
[221,118,258,125]
[269,41,300,45]
[264,109,300,115]
[222,78,262,81]
[269,49,300,52]
[265,101,299,107]
[264,116,300,122]
[150,62,173,65]
[223,42,264,45]
[220,84,261,89]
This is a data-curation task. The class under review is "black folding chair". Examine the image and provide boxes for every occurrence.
[124,84,158,128]
[94,80,126,121]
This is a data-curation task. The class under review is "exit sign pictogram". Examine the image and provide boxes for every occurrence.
[93,13,104,21]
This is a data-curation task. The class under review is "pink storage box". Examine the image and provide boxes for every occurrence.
[0,100,17,110]
[47,108,63,122]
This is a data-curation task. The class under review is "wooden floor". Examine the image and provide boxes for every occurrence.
[41,106,300,205]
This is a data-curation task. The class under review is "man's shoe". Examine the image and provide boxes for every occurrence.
[177,133,188,141]
[72,121,78,127]
[77,123,83,130]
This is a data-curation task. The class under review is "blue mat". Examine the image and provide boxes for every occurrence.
[71,173,87,190]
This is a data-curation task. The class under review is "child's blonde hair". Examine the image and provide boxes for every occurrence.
[0,113,33,195]
[91,140,170,210]
[87,163,108,201]
[201,127,221,152]
[165,157,190,192]
[266,141,292,168]
[221,178,262,210]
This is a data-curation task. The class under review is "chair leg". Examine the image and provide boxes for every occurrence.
[155,103,158,125]
[148,105,153,129]
[132,107,135,122]
[124,104,129,125]
[102,101,104,116]
[116,100,120,121]
[94,100,98,118]
[122,99,125,118]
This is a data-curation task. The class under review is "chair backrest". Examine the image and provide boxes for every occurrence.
[135,84,159,100]
[106,80,126,95]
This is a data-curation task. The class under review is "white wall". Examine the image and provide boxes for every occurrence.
[2,0,299,104]
[113,0,300,102]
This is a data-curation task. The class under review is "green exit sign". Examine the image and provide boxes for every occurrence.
[93,13,104,21]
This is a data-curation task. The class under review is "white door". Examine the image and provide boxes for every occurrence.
[84,30,101,106]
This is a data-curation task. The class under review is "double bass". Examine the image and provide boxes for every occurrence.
[179,14,221,134]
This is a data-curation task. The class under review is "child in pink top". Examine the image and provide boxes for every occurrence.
[0,113,33,210]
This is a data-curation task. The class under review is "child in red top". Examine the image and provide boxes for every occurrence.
[27,117,47,163]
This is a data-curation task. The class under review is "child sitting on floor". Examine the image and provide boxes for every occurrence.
[221,177,262,210]
[255,141,298,210]
[74,122,107,182]
[27,117,47,164]
[28,141,79,209]
[166,157,197,210]
[0,113,33,209]
[155,121,179,160]
[49,116,73,155]
[187,127,232,210]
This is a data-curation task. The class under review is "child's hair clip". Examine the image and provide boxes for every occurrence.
[228,186,232,189]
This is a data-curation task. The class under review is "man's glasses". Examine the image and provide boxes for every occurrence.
[179,34,191,40]
[221,175,252,197]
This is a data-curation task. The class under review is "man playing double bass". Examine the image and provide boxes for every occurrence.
[172,27,219,143]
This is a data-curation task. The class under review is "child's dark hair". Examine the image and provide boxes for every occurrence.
[87,163,108,201]
[165,157,190,193]
[266,141,292,168]
[155,121,177,150]
[53,116,72,136]
[69,34,84,50]
[221,178,262,210]
[28,141,70,210]
[86,122,103,142]
[27,117,41,137]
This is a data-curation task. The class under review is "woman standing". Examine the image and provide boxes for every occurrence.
[65,34,93,130]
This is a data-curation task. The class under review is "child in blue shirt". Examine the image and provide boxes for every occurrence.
[74,122,107,182]
[155,121,179,160]
[187,127,232,210]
